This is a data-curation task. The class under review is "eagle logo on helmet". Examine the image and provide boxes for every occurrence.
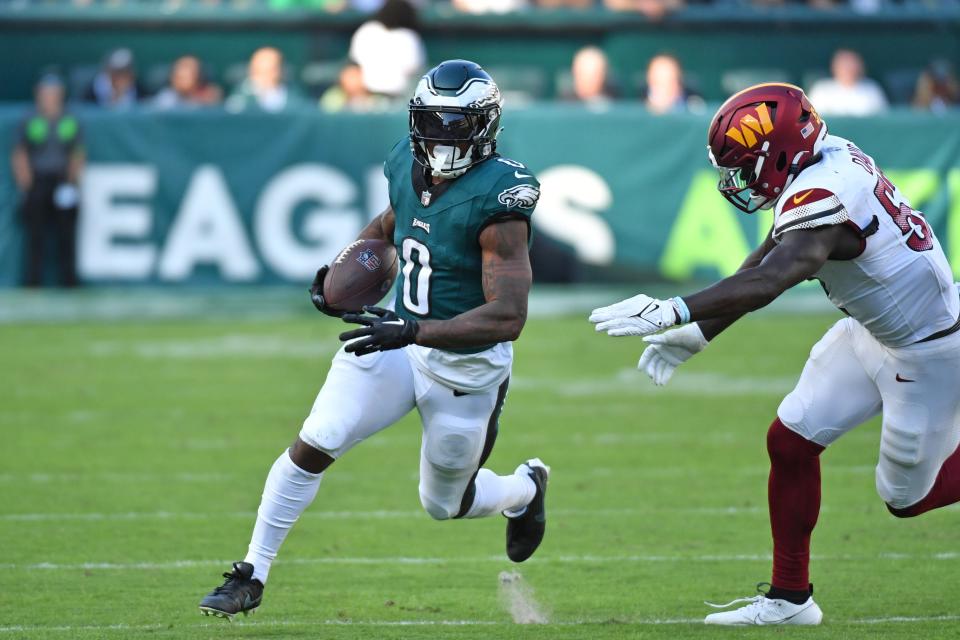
[498,184,540,209]
[466,84,502,109]
[725,103,774,149]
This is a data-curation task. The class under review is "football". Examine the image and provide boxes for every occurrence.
[323,238,399,313]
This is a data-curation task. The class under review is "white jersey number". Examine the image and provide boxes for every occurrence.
[401,237,432,315]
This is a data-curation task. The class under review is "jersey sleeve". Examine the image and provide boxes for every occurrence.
[383,138,410,210]
[383,138,408,181]
[481,166,541,231]
[773,187,850,241]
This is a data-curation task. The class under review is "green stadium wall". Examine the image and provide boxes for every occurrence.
[2,106,960,287]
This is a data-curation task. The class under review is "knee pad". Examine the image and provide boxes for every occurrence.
[776,393,806,436]
[419,423,484,520]
[875,463,923,511]
[423,424,483,473]
[299,415,349,458]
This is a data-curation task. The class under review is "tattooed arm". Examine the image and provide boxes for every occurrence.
[414,220,532,349]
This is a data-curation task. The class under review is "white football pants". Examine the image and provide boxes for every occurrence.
[299,345,511,520]
[778,317,960,509]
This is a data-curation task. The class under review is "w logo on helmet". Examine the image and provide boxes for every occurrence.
[725,103,774,149]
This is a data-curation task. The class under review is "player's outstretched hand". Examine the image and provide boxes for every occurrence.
[309,266,344,318]
[638,323,708,386]
[339,306,420,357]
[589,293,681,337]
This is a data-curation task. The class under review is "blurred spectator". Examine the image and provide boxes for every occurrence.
[226,47,303,112]
[269,0,349,12]
[913,59,960,113]
[604,0,682,19]
[563,46,618,104]
[641,54,701,114]
[452,0,526,12]
[319,63,390,112]
[153,56,222,109]
[83,48,143,108]
[808,49,888,116]
[535,0,592,8]
[11,74,84,288]
[752,0,838,6]
[349,0,425,97]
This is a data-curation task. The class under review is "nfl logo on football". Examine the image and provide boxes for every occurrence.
[355,248,382,272]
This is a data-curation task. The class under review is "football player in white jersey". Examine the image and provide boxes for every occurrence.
[590,83,960,626]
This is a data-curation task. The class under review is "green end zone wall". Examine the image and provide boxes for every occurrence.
[1,105,960,287]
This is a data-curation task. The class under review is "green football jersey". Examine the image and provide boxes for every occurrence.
[383,138,540,352]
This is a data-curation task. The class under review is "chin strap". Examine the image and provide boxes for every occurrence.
[429,146,472,178]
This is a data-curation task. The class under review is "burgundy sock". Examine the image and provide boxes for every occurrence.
[889,443,960,518]
[767,418,825,592]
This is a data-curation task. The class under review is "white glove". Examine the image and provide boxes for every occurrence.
[637,323,708,386]
[589,293,682,337]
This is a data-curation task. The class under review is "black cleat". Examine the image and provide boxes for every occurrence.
[198,561,264,619]
[505,458,550,562]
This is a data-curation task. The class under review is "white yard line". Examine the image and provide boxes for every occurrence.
[853,614,960,624]
[4,551,959,572]
[510,370,798,397]
[0,506,775,523]
[0,464,879,485]
[0,472,239,484]
[2,614,959,633]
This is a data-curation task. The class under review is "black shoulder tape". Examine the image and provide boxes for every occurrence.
[477,211,531,241]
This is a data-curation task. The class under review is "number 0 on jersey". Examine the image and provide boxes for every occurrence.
[401,237,432,315]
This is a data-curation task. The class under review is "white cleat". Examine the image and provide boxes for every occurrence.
[704,589,822,626]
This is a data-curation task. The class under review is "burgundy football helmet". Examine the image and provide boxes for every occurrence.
[707,83,827,213]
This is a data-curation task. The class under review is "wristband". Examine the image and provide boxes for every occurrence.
[671,296,691,324]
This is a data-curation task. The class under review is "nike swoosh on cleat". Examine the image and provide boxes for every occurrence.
[895,374,915,382]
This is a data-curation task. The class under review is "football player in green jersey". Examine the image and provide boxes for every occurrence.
[198,60,548,619]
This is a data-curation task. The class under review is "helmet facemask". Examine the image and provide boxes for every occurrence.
[709,144,778,214]
[409,105,500,178]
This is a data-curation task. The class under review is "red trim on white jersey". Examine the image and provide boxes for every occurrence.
[774,188,848,240]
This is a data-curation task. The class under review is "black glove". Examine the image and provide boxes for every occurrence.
[339,306,420,357]
[309,266,343,318]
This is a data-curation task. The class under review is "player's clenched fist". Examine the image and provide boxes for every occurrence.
[638,324,708,386]
[589,293,688,337]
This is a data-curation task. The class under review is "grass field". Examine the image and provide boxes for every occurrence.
[2,290,959,639]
